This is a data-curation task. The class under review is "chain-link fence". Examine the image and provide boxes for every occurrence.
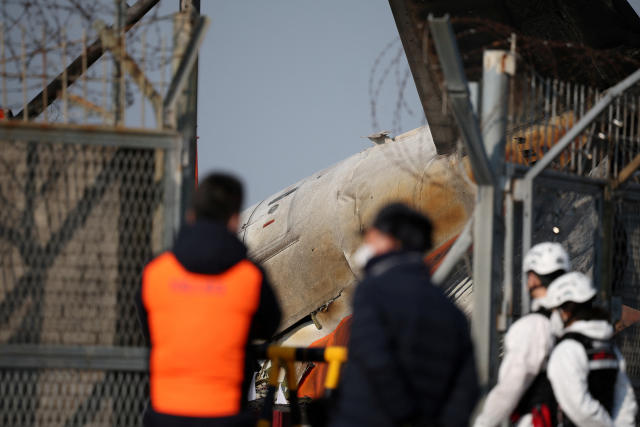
[613,190,640,394]
[505,66,640,403]
[0,369,148,426]
[530,176,602,279]
[0,124,180,426]
[0,0,205,424]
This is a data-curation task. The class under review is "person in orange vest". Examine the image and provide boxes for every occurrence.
[137,173,282,427]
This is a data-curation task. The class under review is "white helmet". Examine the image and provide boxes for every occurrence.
[544,272,597,309]
[522,242,570,276]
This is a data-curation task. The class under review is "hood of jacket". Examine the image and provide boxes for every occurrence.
[172,220,248,275]
[563,319,614,340]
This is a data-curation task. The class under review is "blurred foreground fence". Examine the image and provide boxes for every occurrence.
[0,1,204,423]
[0,122,180,425]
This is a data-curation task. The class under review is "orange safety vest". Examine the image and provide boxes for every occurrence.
[142,252,263,417]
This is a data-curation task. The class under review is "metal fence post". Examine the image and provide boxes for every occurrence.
[520,179,533,314]
[481,51,512,175]
[473,50,512,387]
[600,184,614,308]
[112,0,126,125]
[163,143,182,250]
[428,17,509,390]
[175,0,200,224]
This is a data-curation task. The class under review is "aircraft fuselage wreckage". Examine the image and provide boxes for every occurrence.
[239,126,475,350]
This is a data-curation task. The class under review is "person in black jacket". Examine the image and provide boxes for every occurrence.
[330,203,479,427]
[136,173,281,427]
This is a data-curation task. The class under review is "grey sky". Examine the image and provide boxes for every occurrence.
[197,1,423,206]
[629,0,640,17]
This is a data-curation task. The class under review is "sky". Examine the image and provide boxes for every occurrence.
[0,0,421,207]
[196,1,423,206]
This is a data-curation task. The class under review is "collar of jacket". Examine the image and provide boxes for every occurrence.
[364,251,426,278]
[172,220,248,275]
[563,319,614,341]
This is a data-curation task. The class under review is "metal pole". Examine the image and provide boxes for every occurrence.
[481,51,512,175]
[176,0,200,225]
[521,178,533,314]
[112,0,125,125]
[427,16,507,390]
[163,16,210,115]
[431,215,474,285]
[501,188,514,331]
[21,26,27,122]
[472,185,501,388]
[472,49,511,388]
[0,22,6,120]
[427,17,494,186]
[164,136,182,250]
[600,185,614,310]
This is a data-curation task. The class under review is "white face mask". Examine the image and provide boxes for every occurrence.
[550,309,565,337]
[352,244,376,270]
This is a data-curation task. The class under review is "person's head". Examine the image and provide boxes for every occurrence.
[544,271,606,326]
[188,173,243,232]
[355,203,432,265]
[522,242,570,300]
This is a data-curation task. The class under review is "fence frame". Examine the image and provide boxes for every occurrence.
[513,69,640,312]
[0,120,181,374]
[428,15,640,399]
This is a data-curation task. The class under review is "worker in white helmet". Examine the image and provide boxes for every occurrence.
[545,272,637,426]
[474,242,570,427]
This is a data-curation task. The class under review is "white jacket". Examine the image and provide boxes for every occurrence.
[547,320,637,427]
[474,300,554,427]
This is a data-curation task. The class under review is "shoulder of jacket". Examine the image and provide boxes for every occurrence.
[508,313,550,334]
[354,277,379,297]
[549,338,589,367]
[503,314,551,352]
[143,252,174,273]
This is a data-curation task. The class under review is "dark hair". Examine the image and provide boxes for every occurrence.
[560,298,610,323]
[191,173,243,223]
[372,203,433,252]
[538,270,567,288]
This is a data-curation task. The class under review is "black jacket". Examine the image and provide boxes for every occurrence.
[136,220,282,426]
[331,252,479,427]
